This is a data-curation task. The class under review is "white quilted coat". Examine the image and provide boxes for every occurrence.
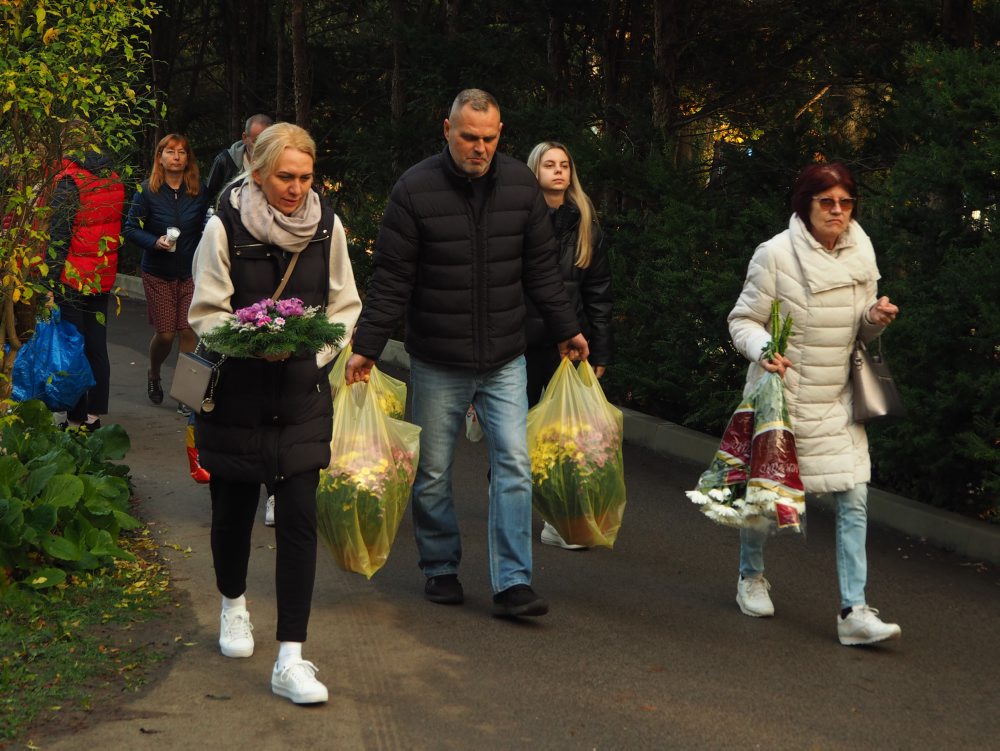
[728,215,885,493]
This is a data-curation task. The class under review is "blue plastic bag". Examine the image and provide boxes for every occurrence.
[12,307,95,411]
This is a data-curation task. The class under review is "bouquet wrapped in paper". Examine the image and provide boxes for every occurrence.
[527,358,627,548]
[328,343,406,419]
[200,297,345,358]
[686,301,805,532]
[317,375,419,578]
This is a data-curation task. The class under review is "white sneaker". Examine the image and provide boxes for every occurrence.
[219,608,254,658]
[540,521,586,550]
[264,495,275,527]
[837,605,901,646]
[736,575,775,617]
[271,659,329,704]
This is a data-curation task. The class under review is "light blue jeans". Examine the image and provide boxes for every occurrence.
[409,355,533,593]
[739,483,868,610]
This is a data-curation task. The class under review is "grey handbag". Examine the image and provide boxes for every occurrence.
[169,252,302,414]
[169,349,225,414]
[850,337,906,423]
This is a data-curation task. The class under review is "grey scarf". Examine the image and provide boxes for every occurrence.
[238,179,321,254]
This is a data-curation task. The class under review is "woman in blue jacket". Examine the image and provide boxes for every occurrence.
[124,133,208,410]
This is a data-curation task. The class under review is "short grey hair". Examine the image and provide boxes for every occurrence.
[244,113,274,135]
[449,89,499,120]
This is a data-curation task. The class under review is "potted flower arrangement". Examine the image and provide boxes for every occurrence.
[317,381,420,578]
[200,297,345,357]
[527,359,627,548]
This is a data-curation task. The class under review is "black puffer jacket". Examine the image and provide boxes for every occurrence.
[524,203,614,365]
[352,149,580,371]
[194,190,333,484]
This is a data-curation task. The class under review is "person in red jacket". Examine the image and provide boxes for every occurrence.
[49,126,126,430]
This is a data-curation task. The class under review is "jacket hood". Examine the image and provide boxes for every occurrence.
[228,140,247,165]
[66,149,116,175]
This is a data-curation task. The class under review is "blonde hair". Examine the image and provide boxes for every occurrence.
[150,134,200,195]
[527,141,596,268]
[250,122,316,180]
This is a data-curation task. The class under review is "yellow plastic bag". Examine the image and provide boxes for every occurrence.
[527,358,627,548]
[317,378,420,578]
[329,343,407,419]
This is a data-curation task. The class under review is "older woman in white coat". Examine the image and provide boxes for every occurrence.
[728,162,901,646]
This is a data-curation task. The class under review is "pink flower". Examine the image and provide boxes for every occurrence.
[255,316,271,327]
[275,297,305,317]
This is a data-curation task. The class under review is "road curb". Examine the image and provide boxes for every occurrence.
[120,274,1000,565]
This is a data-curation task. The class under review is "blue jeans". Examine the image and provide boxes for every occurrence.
[739,483,868,610]
[409,355,533,593]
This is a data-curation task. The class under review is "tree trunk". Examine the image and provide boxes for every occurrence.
[444,0,462,40]
[941,0,973,47]
[291,0,311,126]
[220,0,242,138]
[546,7,568,107]
[274,0,287,121]
[652,0,682,137]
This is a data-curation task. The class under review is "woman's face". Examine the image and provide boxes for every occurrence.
[255,147,314,216]
[159,142,188,176]
[808,184,855,250]
[536,148,571,196]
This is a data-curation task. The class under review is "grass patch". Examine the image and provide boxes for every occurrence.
[0,524,172,743]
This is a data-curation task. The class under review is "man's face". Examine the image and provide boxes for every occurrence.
[242,122,269,162]
[443,104,502,177]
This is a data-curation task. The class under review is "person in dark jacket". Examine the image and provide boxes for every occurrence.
[345,89,589,618]
[48,122,126,430]
[189,123,362,705]
[524,140,614,549]
[205,114,274,208]
[123,133,208,410]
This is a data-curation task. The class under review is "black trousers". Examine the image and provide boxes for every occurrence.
[210,469,320,642]
[525,344,561,408]
[58,292,111,422]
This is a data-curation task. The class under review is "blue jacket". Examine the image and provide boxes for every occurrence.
[123,179,208,279]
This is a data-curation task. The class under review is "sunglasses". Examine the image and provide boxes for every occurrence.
[812,196,856,211]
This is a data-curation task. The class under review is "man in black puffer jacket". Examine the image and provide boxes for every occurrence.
[347,89,589,618]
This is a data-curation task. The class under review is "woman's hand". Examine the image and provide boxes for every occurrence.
[868,296,899,327]
[155,235,173,250]
[761,353,793,378]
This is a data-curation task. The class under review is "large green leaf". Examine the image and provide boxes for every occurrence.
[112,509,142,530]
[25,463,59,500]
[40,533,81,561]
[26,503,57,531]
[88,529,134,561]
[39,474,84,508]
[88,424,131,461]
[0,455,27,491]
[24,567,67,589]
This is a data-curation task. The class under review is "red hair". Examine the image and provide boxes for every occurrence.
[149,133,200,195]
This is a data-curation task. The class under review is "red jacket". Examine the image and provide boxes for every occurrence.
[52,158,125,292]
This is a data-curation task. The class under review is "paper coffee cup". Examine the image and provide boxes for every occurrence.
[165,227,180,252]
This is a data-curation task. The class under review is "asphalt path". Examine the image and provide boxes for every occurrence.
[42,299,1000,750]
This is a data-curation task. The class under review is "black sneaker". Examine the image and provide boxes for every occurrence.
[147,374,163,405]
[492,585,549,618]
[424,574,464,605]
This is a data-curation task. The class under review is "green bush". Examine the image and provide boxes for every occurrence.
[862,44,1000,521]
[0,400,138,594]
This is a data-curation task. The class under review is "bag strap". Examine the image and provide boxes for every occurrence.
[270,252,300,301]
